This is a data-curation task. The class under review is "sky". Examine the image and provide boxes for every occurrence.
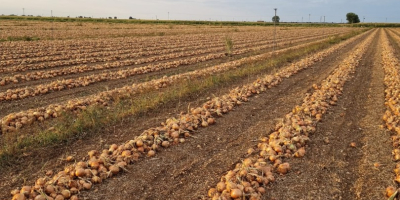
[0,0,399,23]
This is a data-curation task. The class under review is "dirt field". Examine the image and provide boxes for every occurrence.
[2,20,400,200]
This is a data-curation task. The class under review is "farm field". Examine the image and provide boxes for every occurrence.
[2,20,400,200]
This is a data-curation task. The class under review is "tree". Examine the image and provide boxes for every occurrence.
[272,16,280,23]
[346,13,360,24]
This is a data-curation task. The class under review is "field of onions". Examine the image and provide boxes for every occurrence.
[3,20,400,200]
[0,24,357,134]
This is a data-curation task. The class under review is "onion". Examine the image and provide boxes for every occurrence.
[277,162,290,174]
[230,189,243,198]
[88,150,98,157]
[83,182,92,190]
[109,165,120,175]
[45,185,55,194]
[147,150,156,157]
[216,182,226,192]
[20,186,31,196]
[61,190,71,198]
[294,147,306,157]
[247,148,255,155]
[75,168,86,177]
[136,140,144,147]
[257,187,266,194]
[36,178,46,186]
[161,141,170,148]
[92,176,102,184]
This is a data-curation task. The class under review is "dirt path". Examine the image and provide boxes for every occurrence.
[263,29,393,200]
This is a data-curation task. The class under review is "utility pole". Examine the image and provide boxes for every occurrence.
[363,16,365,23]
[386,17,387,22]
[309,14,311,23]
[23,8,25,16]
[302,16,303,23]
[324,16,325,23]
[274,8,277,51]
[168,12,169,20]
[51,10,53,17]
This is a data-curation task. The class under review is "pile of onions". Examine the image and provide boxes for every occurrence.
[380,30,400,197]
[207,30,375,200]
[8,30,373,200]
[0,30,370,135]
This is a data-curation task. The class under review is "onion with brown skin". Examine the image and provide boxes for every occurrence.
[109,165,120,175]
[216,182,226,192]
[75,168,86,177]
[230,188,243,198]
[61,190,71,199]
[147,150,156,157]
[92,176,102,184]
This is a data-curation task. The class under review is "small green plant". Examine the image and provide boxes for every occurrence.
[224,35,234,56]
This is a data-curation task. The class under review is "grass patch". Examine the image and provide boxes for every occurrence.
[224,35,234,56]
[0,29,366,168]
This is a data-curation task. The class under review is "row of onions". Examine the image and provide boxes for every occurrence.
[3,27,334,64]
[7,29,371,200]
[0,30,338,75]
[0,33,336,102]
[1,27,350,56]
[206,30,376,200]
[0,30,367,134]
[381,30,400,198]
[0,31,330,82]
[0,31,229,59]
[0,31,274,66]
[0,22,272,47]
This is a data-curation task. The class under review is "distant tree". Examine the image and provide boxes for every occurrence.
[346,13,360,24]
[129,16,133,19]
[272,16,280,23]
